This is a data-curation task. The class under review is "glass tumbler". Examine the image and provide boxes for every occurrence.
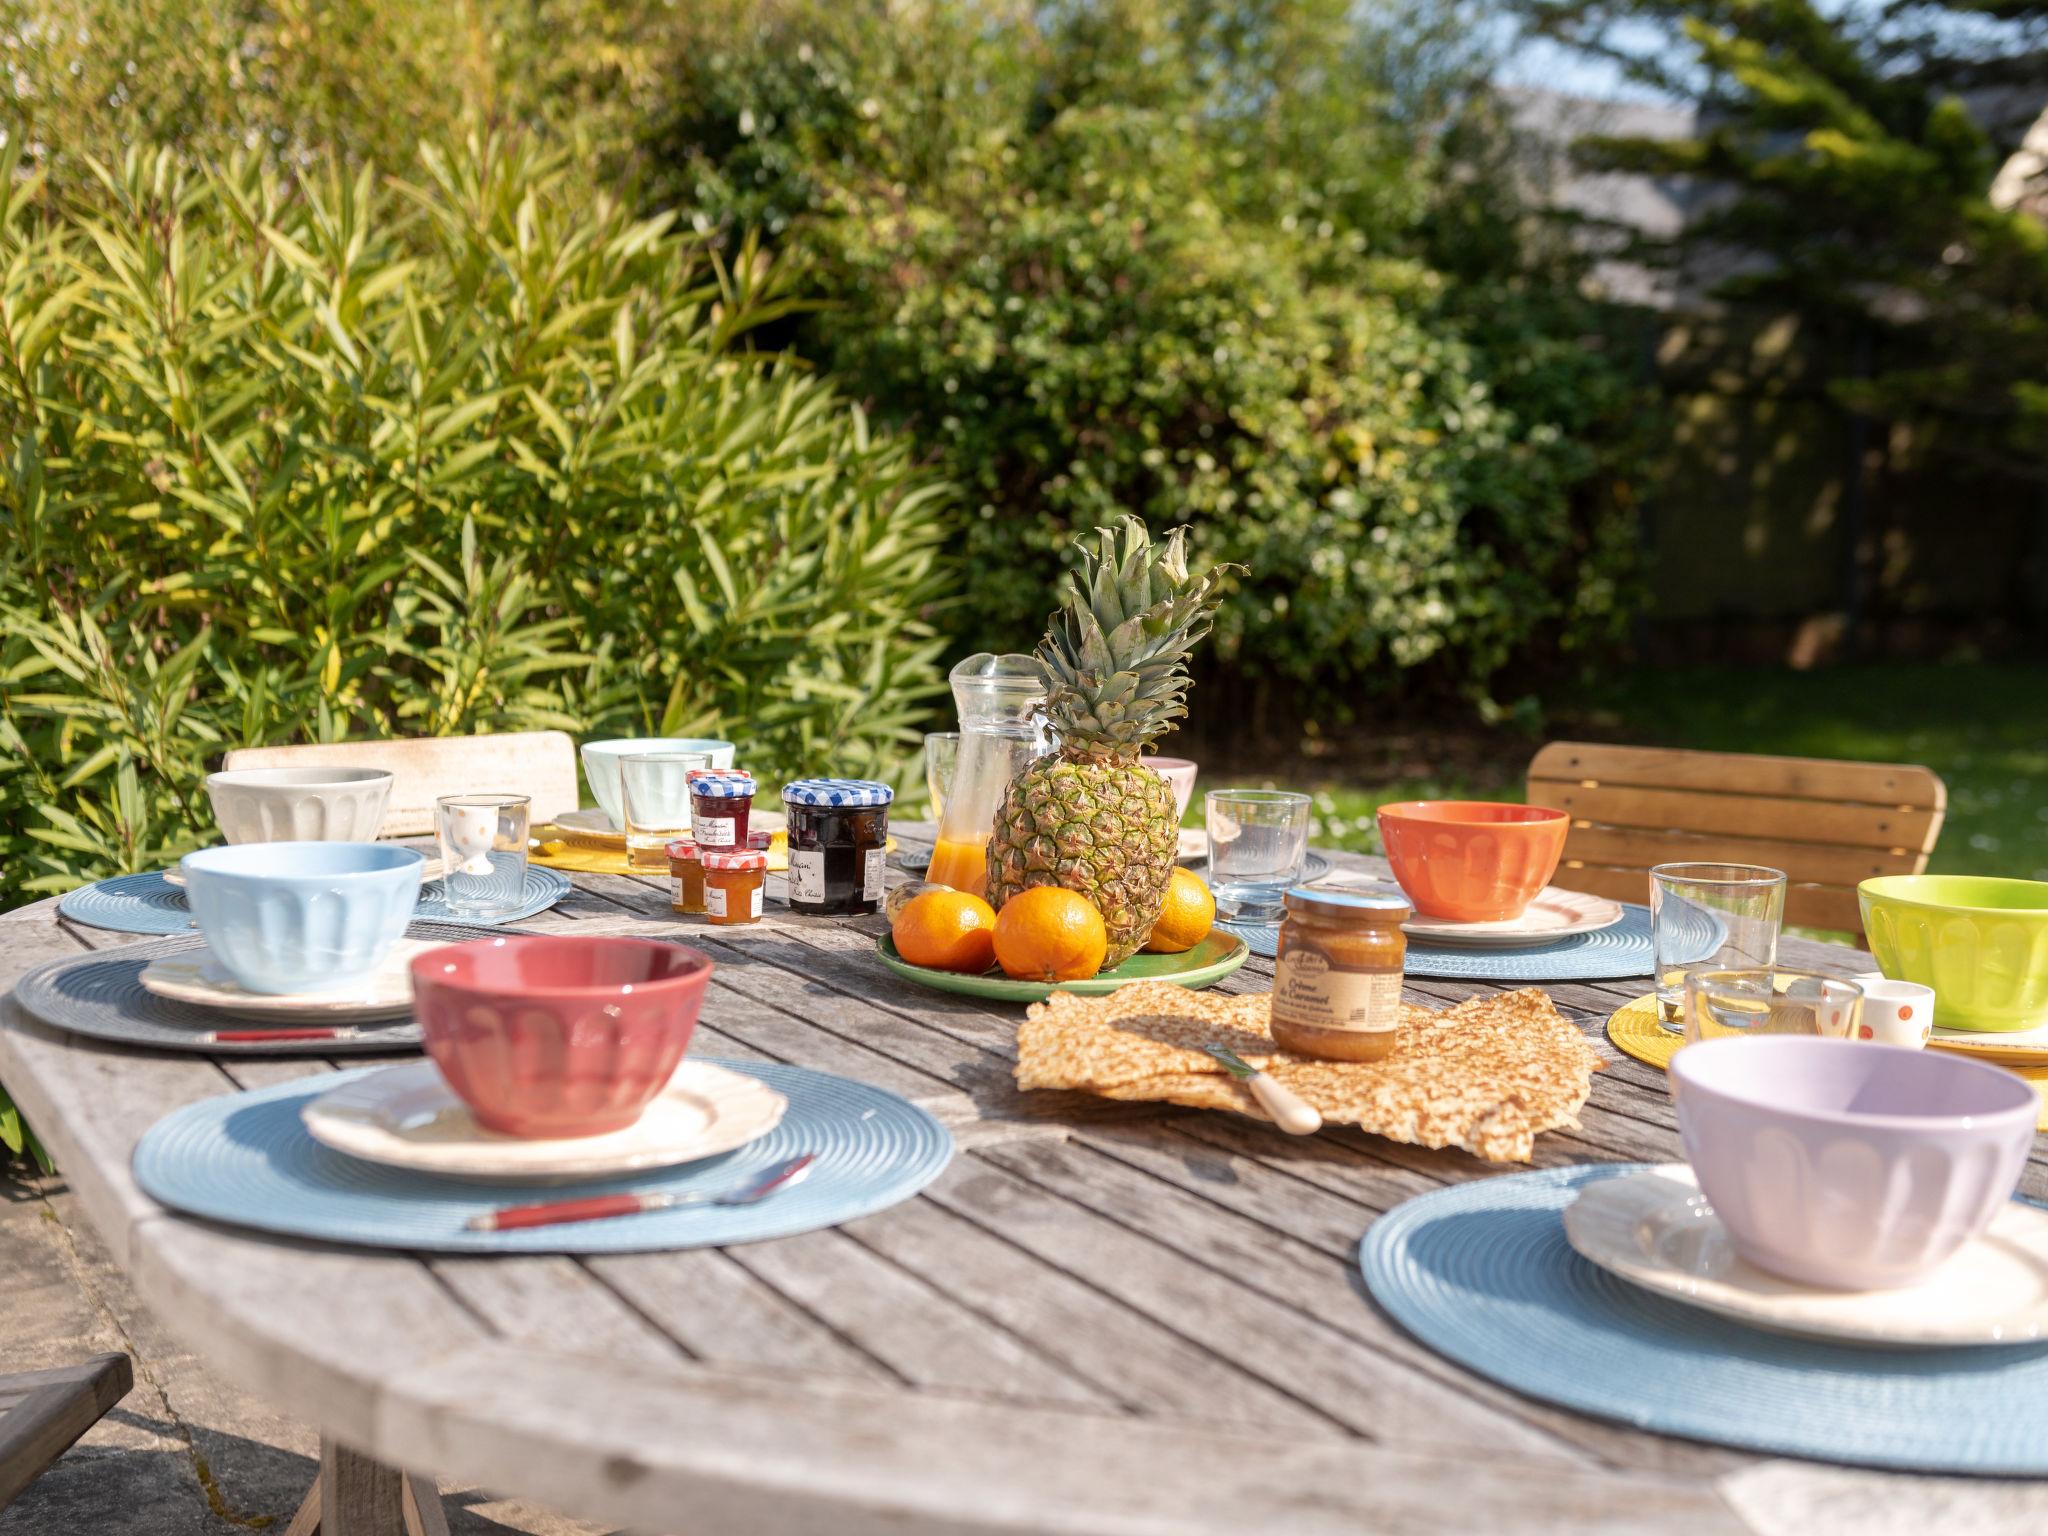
[1651,863,1787,1031]
[435,793,531,919]
[924,731,961,824]
[1205,789,1312,923]
[1682,969,1864,1046]
[621,751,712,870]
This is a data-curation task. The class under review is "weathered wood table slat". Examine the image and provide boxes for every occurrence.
[4,827,2046,1535]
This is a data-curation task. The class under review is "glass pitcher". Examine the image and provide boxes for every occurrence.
[927,654,1053,897]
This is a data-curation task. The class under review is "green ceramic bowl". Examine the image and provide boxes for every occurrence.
[1859,875,2048,1032]
[875,930,1249,1003]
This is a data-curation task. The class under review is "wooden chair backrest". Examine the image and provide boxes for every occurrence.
[0,1353,132,1507]
[221,731,580,839]
[1526,741,1947,934]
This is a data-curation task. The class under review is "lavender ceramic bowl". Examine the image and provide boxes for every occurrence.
[1672,1036,2036,1289]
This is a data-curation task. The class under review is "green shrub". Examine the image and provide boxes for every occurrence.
[0,137,954,907]
[645,0,1652,709]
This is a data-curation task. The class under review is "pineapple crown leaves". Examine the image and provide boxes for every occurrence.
[1038,517,1242,751]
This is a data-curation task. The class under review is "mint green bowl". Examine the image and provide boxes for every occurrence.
[1859,875,2048,1032]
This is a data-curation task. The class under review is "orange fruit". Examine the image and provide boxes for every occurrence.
[993,886,1109,982]
[892,889,998,973]
[1143,868,1215,953]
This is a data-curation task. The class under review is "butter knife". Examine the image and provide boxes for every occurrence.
[1202,1046,1322,1136]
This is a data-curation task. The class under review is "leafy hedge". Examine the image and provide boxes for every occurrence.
[0,137,953,906]
[645,0,1652,708]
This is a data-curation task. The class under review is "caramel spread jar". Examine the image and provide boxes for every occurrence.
[1269,885,1412,1061]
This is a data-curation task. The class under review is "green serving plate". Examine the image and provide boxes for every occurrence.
[875,929,1250,1003]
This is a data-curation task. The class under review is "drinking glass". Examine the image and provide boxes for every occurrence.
[621,751,712,870]
[924,731,961,823]
[1651,863,1787,1031]
[435,793,531,919]
[1682,968,1864,1046]
[1205,789,1311,923]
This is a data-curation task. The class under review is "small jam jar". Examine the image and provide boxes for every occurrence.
[701,849,767,924]
[666,838,704,915]
[781,778,893,915]
[1270,885,1411,1061]
[686,768,754,850]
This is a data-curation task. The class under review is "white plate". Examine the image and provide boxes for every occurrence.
[139,939,442,1022]
[1564,1164,2048,1348]
[301,1059,788,1182]
[549,807,627,849]
[163,857,444,889]
[1401,886,1625,947]
[1175,828,1209,863]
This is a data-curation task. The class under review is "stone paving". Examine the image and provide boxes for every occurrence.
[0,1170,609,1536]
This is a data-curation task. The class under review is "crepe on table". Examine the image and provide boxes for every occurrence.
[1016,980,1603,1163]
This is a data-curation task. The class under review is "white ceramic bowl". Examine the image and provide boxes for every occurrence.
[205,767,393,844]
[1672,1035,2036,1289]
[580,738,736,829]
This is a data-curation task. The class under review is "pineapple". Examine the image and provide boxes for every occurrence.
[988,517,1237,966]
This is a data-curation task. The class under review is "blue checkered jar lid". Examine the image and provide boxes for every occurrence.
[782,778,894,809]
[686,768,755,797]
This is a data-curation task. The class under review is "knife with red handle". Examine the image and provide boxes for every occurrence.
[466,1153,818,1232]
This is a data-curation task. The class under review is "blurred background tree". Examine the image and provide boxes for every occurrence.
[1516,0,2048,474]
[644,0,1655,720]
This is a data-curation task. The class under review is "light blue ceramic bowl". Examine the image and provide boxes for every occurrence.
[579,737,737,829]
[179,842,425,995]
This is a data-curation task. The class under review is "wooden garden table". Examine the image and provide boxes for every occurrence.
[4,828,2047,1535]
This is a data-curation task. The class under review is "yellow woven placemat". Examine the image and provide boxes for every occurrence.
[1606,992,1679,1071]
[530,829,794,876]
[1607,991,2048,1131]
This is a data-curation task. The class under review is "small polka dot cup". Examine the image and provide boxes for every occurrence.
[1853,977,1936,1048]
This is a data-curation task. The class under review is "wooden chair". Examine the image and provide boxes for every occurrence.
[0,1353,132,1508]
[1526,742,1947,934]
[221,731,580,839]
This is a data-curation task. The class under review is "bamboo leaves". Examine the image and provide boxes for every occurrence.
[0,136,955,907]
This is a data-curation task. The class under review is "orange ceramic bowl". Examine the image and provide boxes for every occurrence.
[1376,802,1571,923]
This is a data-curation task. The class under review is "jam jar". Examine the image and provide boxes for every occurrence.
[701,849,766,924]
[781,779,893,915]
[686,768,754,850]
[666,838,704,915]
[1269,885,1411,1061]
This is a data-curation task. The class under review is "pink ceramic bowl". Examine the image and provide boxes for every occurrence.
[1145,757,1199,822]
[409,936,712,1139]
[1376,801,1570,922]
[1672,1036,2036,1289]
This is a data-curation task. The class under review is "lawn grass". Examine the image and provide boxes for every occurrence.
[1208,662,2048,882]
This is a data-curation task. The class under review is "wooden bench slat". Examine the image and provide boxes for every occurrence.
[1552,861,1867,934]
[1529,743,1947,810]
[1558,825,1926,887]
[0,1353,132,1507]
[1529,779,1943,854]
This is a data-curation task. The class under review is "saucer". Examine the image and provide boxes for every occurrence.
[549,808,627,850]
[1400,887,1625,947]
[139,939,440,1022]
[1564,1164,2048,1348]
[301,1059,788,1182]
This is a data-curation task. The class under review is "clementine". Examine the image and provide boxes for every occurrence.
[993,886,1109,982]
[1143,868,1215,953]
[892,889,998,973]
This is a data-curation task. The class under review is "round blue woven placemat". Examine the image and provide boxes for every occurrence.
[133,1059,954,1253]
[59,866,570,936]
[1221,900,1723,981]
[1360,1163,2048,1475]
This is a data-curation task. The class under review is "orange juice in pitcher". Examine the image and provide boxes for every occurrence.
[926,838,990,896]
